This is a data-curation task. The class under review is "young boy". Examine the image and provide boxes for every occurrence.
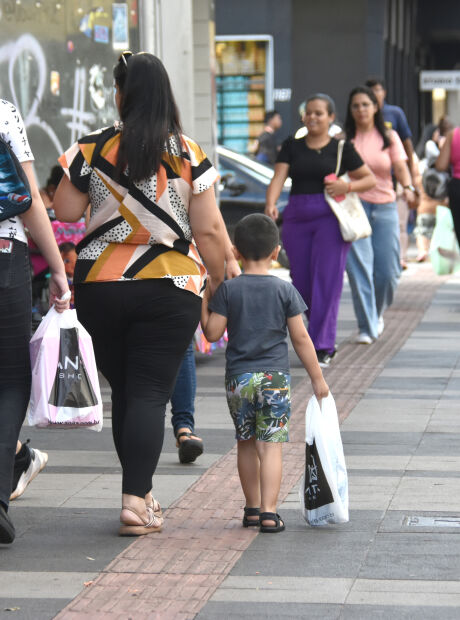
[201,213,329,533]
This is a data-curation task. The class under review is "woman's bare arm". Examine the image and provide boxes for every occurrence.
[53,175,90,222]
[265,162,289,220]
[189,186,225,295]
[20,161,70,310]
[435,129,454,171]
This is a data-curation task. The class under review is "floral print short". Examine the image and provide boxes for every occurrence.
[225,371,291,442]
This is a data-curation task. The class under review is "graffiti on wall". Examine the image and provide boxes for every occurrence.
[0,33,118,183]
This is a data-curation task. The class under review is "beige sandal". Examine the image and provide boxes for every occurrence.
[119,505,163,536]
[145,493,163,518]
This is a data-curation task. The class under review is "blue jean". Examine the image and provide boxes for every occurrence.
[346,200,401,339]
[170,342,195,436]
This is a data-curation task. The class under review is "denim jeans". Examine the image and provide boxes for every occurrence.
[0,239,32,509]
[170,342,196,436]
[346,200,401,339]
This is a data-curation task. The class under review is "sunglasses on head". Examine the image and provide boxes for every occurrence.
[119,50,133,66]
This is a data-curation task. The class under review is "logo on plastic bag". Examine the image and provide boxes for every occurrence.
[48,328,98,408]
[304,440,333,509]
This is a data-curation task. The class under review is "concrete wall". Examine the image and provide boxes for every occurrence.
[192,0,216,162]
[291,0,385,125]
[215,0,386,135]
[139,0,215,161]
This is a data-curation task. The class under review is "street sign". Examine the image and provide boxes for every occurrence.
[419,71,460,91]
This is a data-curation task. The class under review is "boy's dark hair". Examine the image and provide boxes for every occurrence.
[365,76,386,90]
[264,110,280,124]
[234,213,279,261]
[59,241,76,253]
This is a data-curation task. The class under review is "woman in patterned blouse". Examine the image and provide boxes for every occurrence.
[54,52,225,536]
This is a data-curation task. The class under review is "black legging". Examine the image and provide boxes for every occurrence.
[448,177,460,246]
[75,279,201,498]
[0,239,32,510]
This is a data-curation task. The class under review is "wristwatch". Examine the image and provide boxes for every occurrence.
[403,184,415,192]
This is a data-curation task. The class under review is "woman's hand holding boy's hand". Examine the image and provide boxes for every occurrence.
[312,377,329,401]
[226,257,241,279]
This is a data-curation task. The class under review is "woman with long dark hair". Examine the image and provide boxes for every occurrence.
[54,52,225,535]
[344,86,414,343]
[265,93,375,367]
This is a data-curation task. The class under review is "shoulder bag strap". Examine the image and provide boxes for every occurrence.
[335,139,345,177]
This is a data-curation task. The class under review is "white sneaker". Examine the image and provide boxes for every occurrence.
[10,447,48,500]
[377,316,385,336]
[356,333,373,344]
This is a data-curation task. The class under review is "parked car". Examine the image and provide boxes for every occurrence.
[217,145,290,234]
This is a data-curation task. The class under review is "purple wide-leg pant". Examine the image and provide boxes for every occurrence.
[282,193,350,353]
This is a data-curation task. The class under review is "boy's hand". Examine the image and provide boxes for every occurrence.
[312,378,329,401]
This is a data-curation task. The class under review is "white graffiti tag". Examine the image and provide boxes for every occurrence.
[0,34,63,154]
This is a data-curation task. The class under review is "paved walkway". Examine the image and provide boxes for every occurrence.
[1,261,459,619]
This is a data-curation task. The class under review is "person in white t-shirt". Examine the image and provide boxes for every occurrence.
[0,100,69,545]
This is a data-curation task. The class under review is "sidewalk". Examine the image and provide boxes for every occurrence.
[1,262,459,619]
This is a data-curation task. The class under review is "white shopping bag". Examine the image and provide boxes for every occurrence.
[299,393,348,525]
[29,307,103,431]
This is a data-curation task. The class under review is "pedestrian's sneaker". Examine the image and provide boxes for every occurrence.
[316,349,336,369]
[356,332,373,345]
[10,441,48,501]
[377,316,385,336]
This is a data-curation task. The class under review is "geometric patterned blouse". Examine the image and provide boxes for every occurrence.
[59,124,218,297]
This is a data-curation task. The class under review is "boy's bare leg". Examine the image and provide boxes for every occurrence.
[256,441,283,527]
[237,438,261,522]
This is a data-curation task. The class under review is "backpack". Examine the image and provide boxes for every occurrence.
[0,135,32,221]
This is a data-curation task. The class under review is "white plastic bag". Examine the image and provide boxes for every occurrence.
[299,393,348,525]
[29,307,103,431]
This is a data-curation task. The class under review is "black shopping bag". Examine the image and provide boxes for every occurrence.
[48,327,98,408]
[303,440,334,510]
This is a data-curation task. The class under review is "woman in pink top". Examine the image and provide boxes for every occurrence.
[435,126,460,245]
[344,86,415,343]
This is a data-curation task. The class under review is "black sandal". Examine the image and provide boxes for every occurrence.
[259,512,285,533]
[242,506,260,527]
[176,431,204,464]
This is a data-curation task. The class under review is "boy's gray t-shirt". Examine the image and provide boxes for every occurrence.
[208,274,307,375]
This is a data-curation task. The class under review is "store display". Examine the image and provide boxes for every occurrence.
[215,39,270,154]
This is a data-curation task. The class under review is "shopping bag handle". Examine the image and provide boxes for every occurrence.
[59,291,72,302]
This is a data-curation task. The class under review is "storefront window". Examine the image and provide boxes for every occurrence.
[0,0,139,183]
[215,36,273,155]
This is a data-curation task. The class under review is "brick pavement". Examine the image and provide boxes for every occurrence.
[55,264,445,620]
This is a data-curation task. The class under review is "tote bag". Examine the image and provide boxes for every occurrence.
[324,140,372,242]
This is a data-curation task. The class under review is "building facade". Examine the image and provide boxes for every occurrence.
[215,0,460,153]
[0,0,216,184]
